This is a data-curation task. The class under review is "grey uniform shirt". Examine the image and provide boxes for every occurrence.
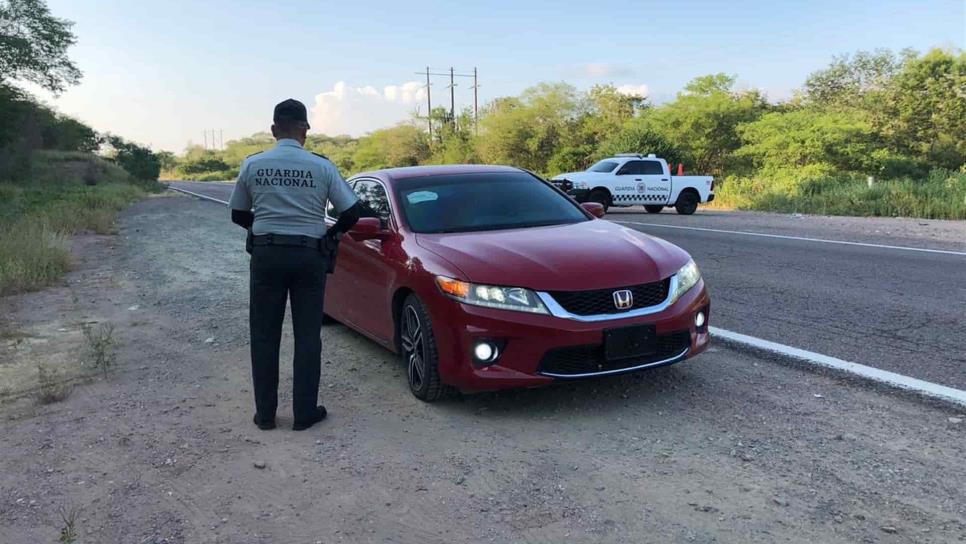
[228,139,358,238]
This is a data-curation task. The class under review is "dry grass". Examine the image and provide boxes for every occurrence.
[0,152,149,296]
[36,362,72,405]
[82,322,117,377]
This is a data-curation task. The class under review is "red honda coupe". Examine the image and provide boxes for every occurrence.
[323,165,710,401]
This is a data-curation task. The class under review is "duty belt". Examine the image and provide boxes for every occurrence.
[252,233,323,249]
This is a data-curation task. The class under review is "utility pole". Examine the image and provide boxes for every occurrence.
[219,129,224,151]
[448,67,456,127]
[414,67,477,133]
[203,130,208,150]
[471,67,479,133]
[425,66,432,140]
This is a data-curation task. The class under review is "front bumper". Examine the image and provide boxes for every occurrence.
[428,280,711,391]
[550,180,590,202]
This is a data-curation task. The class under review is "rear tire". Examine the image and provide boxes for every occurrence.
[644,205,664,214]
[321,312,338,326]
[399,294,450,402]
[675,191,699,215]
[588,189,611,212]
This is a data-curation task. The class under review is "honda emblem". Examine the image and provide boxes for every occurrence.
[613,289,633,310]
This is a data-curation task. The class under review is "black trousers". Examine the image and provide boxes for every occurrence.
[249,244,328,423]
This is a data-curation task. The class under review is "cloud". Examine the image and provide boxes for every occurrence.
[309,81,427,136]
[615,84,650,98]
[574,63,636,78]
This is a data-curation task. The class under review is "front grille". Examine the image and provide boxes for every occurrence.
[538,331,690,377]
[548,278,670,316]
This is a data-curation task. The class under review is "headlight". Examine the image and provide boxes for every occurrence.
[435,276,549,314]
[574,181,589,189]
[670,260,701,303]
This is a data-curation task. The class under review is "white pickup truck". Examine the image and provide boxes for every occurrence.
[551,154,714,215]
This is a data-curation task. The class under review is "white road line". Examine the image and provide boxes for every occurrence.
[168,186,230,206]
[170,186,966,407]
[616,220,966,257]
[711,326,966,407]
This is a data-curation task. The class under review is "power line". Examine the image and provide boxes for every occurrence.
[414,66,478,134]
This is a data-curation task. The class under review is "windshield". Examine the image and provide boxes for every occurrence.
[588,160,619,172]
[396,172,590,234]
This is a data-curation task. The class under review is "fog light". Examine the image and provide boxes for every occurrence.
[474,342,496,362]
[695,311,706,328]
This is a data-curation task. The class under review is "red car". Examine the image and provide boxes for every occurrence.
[324,165,710,401]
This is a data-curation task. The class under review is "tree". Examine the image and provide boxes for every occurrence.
[476,83,581,174]
[878,48,966,170]
[0,0,82,93]
[155,151,178,173]
[646,74,768,174]
[804,48,913,109]
[351,124,429,172]
[736,109,877,172]
[105,135,160,180]
[596,119,684,165]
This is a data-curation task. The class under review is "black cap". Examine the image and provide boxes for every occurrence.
[273,99,310,129]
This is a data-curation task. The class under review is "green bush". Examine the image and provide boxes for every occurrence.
[104,135,161,181]
[713,168,966,219]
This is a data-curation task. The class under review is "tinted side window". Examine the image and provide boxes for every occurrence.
[616,160,644,175]
[327,181,354,219]
[355,180,391,221]
[641,161,664,175]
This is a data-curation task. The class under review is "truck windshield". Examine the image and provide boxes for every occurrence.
[396,172,590,234]
[588,160,619,172]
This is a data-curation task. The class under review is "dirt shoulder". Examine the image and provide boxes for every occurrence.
[1,194,963,543]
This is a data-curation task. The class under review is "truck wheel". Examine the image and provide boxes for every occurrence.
[644,205,664,214]
[588,189,610,212]
[675,192,699,215]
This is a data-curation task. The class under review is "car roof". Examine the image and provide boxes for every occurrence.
[351,164,523,184]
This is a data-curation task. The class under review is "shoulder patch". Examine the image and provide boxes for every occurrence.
[246,151,264,159]
[311,152,329,160]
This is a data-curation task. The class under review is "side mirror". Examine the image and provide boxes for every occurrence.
[348,217,386,241]
[581,202,606,218]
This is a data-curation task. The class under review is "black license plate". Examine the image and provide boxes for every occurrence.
[604,324,657,361]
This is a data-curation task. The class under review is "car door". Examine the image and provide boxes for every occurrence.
[335,178,400,344]
[323,181,356,323]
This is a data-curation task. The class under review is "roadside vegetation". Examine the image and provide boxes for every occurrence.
[1,0,163,296]
[165,48,966,220]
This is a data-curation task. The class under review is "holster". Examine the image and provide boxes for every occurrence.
[322,234,339,274]
[245,230,253,255]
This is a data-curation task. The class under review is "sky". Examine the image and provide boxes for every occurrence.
[28,0,966,153]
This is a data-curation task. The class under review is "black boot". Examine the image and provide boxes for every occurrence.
[292,406,327,431]
[253,414,276,431]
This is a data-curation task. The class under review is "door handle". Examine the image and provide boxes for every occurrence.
[634,178,642,181]
[661,178,669,181]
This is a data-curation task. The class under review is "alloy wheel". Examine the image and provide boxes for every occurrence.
[401,305,425,391]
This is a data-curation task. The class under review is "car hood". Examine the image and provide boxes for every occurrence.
[415,220,691,291]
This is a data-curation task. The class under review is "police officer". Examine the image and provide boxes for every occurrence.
[229,99,360,431]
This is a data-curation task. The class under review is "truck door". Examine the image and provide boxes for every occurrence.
[614,160,670,205]
[639,160,671,204]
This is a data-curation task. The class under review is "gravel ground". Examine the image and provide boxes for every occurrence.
[1,193,964,543]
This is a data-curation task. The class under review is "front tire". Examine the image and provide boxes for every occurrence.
[644,205,664,214]
[399,294,450,402]
[588,189,611,212]
[675,191,699,215]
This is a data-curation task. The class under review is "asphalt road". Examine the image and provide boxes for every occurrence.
[168,181,966,390]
